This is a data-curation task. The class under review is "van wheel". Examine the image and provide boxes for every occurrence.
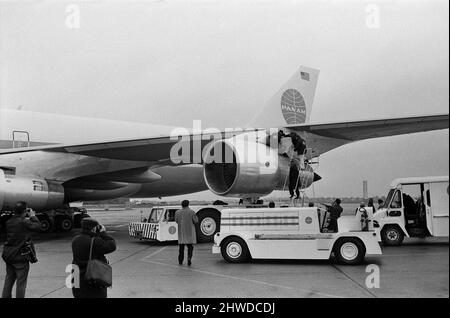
[196,209,220,243]
[334,238,366,265]
[221,237,250,263]
[381,226,404,246]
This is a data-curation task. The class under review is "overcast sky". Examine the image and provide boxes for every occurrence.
[0,0,448,200]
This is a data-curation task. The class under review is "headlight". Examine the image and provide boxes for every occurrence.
[373,220,380,228]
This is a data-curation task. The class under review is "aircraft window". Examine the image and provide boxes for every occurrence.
[148,208,163,223]
[390,190,402,208]
[33,181,44,191]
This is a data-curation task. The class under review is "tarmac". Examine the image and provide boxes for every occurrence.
[0,209,448,298]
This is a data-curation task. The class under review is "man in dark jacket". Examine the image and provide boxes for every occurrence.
[290,132,307,156]
[327,199,343,232]
[288,160,300,199]
[71,217,116,298]
[2,201,41,298]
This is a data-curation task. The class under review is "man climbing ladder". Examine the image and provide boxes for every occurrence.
[279,130,308,199]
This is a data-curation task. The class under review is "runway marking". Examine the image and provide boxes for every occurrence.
[141,247,168,261]
[141,258,342,298]
[331,265,377,298]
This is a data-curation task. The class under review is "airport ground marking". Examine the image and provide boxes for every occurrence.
[141,258,342,298]
[331,265,378,298]
[141,246,168,261]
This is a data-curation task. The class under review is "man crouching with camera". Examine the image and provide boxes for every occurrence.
[71,217,116,298]
[2,201,41,298]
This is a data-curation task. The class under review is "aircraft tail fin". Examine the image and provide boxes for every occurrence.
[249,66,320,128]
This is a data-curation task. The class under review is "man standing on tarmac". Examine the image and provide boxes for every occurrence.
[175,200,198,266]
[2,201,41,298]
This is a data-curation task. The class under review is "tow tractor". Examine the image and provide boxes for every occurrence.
[129,204,230,243]
[212,205,381,265]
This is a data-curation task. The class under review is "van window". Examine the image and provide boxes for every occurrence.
[390,190,402,208]
[165,209,177,222]
[148,208,163,223]
[384,189,395,208]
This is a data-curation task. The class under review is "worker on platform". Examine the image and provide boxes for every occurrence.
[327,199,343,233]
[288,160,300,199]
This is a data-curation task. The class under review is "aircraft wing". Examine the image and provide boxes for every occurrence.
[290,113,449,156]
[0,113,448,161]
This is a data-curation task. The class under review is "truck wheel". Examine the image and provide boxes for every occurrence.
[58,217,73,232]
[221,237,250,263]
[381,226,404,246]
[39,218,53,233]
[196,209,220,243]
[334,238,366,265]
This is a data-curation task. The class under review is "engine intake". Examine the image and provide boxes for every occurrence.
[203,139,282,197]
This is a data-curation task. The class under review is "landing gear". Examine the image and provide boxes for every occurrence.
[57,216,73,232]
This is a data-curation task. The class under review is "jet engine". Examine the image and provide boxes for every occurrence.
[203,138,286,197]
[203,137,321,197]
[0,169,64,211]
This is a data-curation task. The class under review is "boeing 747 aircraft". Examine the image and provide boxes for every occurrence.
[0,66,448,237]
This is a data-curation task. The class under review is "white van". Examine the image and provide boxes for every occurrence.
[373,176,449,246]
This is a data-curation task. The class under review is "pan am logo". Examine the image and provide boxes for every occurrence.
[281,89,306,124]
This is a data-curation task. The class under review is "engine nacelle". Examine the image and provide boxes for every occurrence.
[0,169,64,211]
[203,138,286,197]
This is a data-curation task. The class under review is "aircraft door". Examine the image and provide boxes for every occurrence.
[12,131,30,148]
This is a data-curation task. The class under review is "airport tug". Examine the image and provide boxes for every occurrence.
[212,206,381,265]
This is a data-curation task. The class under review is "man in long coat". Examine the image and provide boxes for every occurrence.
[175,200,198,266]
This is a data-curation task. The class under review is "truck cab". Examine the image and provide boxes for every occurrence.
[213,206,381,265]
[373,176,449,246]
